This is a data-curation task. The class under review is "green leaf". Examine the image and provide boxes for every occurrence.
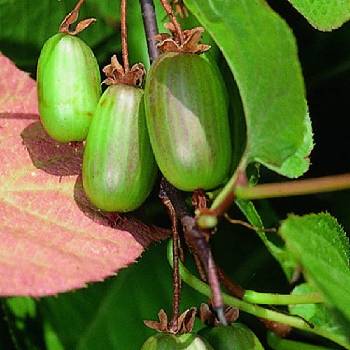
[264,112,313,178]
[267,332,338,350]
[280,213,350,322]
[287,0,350,31]
[236,200,297,282]
[0,0,118,71]
[184,0,311,178]
[5,297,36,321]
[44,321,65,350]
[289,283,350,343]
[39,241,204,350]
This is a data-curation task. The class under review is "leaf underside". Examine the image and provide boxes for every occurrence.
[0,53,168,297]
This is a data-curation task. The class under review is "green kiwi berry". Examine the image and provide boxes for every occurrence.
[37,33,101,142]
[82,84,157,212]
[144,52,232,191]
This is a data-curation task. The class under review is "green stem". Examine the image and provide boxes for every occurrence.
[198,159,247,229]
[210,159,247,213]
[267,332,338,350]
[236,173,350,200]
[243,290,324,305]
[166,241,350,349]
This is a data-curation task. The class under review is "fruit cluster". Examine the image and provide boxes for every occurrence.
[141,323,264,350]
[37,21,232,213]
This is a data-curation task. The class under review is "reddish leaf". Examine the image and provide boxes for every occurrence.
[0,53,168,297]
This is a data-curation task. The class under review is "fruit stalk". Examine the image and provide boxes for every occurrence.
[159,189,182,332]
[159,0,184,43]
[121,0,130,72]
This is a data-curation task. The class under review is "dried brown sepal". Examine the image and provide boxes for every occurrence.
[192,190,208,211]
[102,55,145,87]
[156,23,210,54]
[144,309,169,333]
[199,303,239,327]
[59,9,96,36]
[144,308,197,335]
[192,190,216,240]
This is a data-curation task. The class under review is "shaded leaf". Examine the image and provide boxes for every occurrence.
[39,242,204,350]
[185,0,311,178]
[289,283,350,342]
[44,321,65,350]
[0,0,119,71]
[0,54,168,296]
[265,112,313,178]
[236,200,297,282]
[5,297,36,321]
[280,213,350,322]
[267,332,338,350]
[287,0,350,31]
[2,297,42,350]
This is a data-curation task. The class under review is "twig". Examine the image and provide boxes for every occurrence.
[224,213,277,233]
[160,180,227,326]
[159,190,181,332]
[139,0,159,62]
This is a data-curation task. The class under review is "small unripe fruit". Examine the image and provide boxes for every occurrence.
[82,84,157,212]
[37,33,101,142]
[199,323,264,350]
[144,52,232,191]
[141,333,214,350]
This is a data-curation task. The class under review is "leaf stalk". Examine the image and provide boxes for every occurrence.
[236,173,350,200]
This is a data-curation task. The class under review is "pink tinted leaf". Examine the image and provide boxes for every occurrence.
[0,53,168,297]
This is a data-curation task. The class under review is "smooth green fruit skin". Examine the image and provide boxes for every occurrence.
[141,333,214,350]
[37,33,101,142]
[82,84,157,212]
[199,323,264,350]
[144,52,232,191]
